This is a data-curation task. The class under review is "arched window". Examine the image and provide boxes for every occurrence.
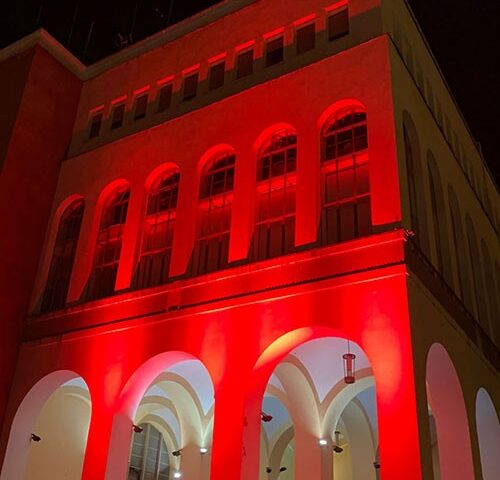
[402,112,429,254]
[128,423,169,480]
[192,152,234,275]
[41,199,84,312]
[465,215,489,331]
[427,154,453,285]
[448,187,474,313]
[252,129,296,260]
[87,186,130,300]
[320,109,371,245]
[135,171,179,288]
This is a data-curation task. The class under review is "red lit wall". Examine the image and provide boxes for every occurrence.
[0,45,81,427]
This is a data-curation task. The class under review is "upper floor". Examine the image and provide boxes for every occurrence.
[0,0,496,351]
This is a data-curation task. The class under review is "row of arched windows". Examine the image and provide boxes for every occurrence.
[40,108,371,311]
[402,113,498,341]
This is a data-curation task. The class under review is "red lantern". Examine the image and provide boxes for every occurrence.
[343,341,356,384]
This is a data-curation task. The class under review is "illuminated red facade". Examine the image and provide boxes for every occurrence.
[0,1,498,479]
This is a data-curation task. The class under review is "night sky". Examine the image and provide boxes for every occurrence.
[1,0,498,182]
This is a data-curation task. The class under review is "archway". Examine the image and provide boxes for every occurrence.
[425,343,474,480]
[0,371,91,480]
[256,337,378,480]
[106,352,214,480]
[475,388,500,480]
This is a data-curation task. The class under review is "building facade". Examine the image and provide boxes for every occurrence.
[0,0,498,479]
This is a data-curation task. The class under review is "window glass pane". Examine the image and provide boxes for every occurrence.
[236,49,253,78]
[41,200,84,312]
[209,62,225,90]
[296,23,315,54]
[328,8,349,41]
[157,83,173,112]
[89,112,102,138]
[183,73,198,101]
[134,94,148,120]
[111,103,125,129]
[266,36,284,66]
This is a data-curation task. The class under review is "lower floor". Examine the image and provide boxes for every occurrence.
[0,265,498,480]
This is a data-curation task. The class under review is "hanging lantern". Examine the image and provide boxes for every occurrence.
[343,341,356,384]
[333,431,344,453]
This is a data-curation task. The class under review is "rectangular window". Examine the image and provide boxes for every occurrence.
[183,72,198,101]
[134,94,148,120]
[296,23,316,54]
[89,112,103,139]
[111,103,125,129]
[236,49,254,78]
[208,62,225,90]
[265,36,284,67]
[328,7,349,41]
[157,83,173,112]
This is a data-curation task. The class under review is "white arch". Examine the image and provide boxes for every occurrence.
[476,388,500,480]
[0,371,90,480]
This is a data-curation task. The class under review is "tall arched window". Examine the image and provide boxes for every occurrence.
[402,112,429,254]
[448,187,474,313]
[427,154,453,285]
[192,152,234,275]
[320,109,371,245]
[41,199,84,312]
[253,129,296,260]
[465,215,489,331]
[128,423,169,480]
[87,186,130,300]
[135,171,179,288]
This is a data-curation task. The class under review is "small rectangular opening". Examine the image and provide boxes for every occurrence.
[111,104,125,129]
[183,72,199,101]
[328,7,349,41]
[157,83,173,112]
[89,112,103,139]
[265,36,284,67]
[134,94,148,120]
[296,23,316,54]
[209,62,225,90]
[236,49,254,78]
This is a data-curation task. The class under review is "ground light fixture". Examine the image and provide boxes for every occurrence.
[319,438,328,446]
[200,447,208,454]
[173,473,182,479]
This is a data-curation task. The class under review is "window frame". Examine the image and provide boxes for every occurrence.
[295,22,316,55]
[265,35,284,67]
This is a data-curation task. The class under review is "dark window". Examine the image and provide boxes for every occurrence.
[89,112,103,139]
[87,187,130,300]
[111,103,125,129]
[296,23,316,54]
[183,72,198,101]
[236,49,254,78]
[328,7,349,41]
[134,94,148,120]
[320,110,371,245]
[192,152,235,275]
[128,423,169,480]
[253,130,297,261]
[135,171,179,289]
[41,200,84,313]
[209,62,225,90]
[265,36,284,66]
[157,83,173,112]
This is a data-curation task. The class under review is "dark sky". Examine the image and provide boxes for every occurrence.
[1,0,498,183]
